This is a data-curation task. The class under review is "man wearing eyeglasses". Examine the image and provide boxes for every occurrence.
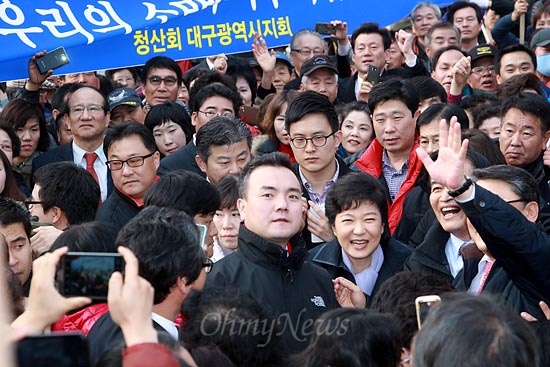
[141,56,182,107]
[96,122,160,233]
[32,85,113,202]
[467,44,498,92]
[286,91,351,250]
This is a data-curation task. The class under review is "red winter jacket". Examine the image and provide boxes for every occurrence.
[52,303,109,335]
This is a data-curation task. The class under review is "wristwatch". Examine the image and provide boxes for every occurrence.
[447,178,473,198]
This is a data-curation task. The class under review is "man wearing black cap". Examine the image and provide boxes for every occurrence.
[531,28,550,89]
[107,87,146,125]
[300,54,339,104]
[467,44,498,92]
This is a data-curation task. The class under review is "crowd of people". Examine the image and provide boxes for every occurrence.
[2,0,550,366]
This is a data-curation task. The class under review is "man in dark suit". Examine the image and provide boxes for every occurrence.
[88,206,207,365]
[32,85,113,200]
[158,83,241,176]
[337,23,429,104]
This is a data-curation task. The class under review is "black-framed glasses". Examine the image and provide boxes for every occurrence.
[24,200,43,209]
[506,199,525,205]
[291,48,324,56]
[290,132,335,149]
[147,76,178,86]
[106,152,155,171]
[203,258,214,274]
[198,110,234,119]
[68,104,104,117]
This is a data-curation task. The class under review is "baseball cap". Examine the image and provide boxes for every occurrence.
[275,52,292,69]
[530,28,550,48]
[107,87,142,111]
[467,44,497,64]
[300,55,338,77]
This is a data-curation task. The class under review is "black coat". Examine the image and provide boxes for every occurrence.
[206,226,339,353]
[158,141,205,178]
[455,185,550,320]
[87,312,167,366]
[31,142,114,195]
[404,221,455,284]
[95,188,141,233]
[308,238,411,305]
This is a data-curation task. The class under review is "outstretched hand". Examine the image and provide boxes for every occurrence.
[416,118,469,191]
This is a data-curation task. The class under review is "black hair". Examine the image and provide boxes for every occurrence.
[50,221,118,253]
[227,60,258,106]
[325,172,390,243]
[104,121,157,156]
[368,78,420,117]
[417,103,469,130]
[261,90,300,141]
[472,104,501,130]
[34,162,100,225]
[285,91,339,133]
[500,92,550,133]
[0,122,20,158]
[0,197,31,239]
[144,101,194,143]
[431,45,466,72]
[351,22,392,50]
[370,271,455,350]
[141,56,183,86]
[238,152,293,199]
[337,100,371,124]
[472,164,540,204]
[50,83,82,111]
[216,174,240,210]
[494,44,537,76]
[413,294,538,367]
[144,170,220,216]
[446,1,482,23]
[105,67,140,84]
[188,70,239,109]
[180,288,288,366]
[0,149,25,201]
[405,76,448,103]
[190,83,241,117]
[296,308,401,367]
[115,206,203,304]
[189,346,236,367]
[0,99,50,152]
[530,320,550,367]
[196,115,252,162]
[461,129,506,165]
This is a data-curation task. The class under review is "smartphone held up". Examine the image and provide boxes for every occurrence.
[34,46,70,74]
[55,252,124,301]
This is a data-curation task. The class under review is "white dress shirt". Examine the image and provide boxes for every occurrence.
[72,142,108,201]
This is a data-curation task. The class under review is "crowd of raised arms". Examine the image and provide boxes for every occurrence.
[2,0,550,366]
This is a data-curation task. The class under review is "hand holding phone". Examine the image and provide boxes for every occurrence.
[366,65,380,85]
[34,46,70,75]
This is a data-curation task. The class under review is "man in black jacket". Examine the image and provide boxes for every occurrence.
[419,119,550,320]
[206,153,339,353]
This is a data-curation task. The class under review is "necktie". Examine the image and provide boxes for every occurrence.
[477,260,494,294]
[84,152,99,184]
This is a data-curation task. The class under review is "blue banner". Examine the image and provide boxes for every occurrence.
[0,0,449,82]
